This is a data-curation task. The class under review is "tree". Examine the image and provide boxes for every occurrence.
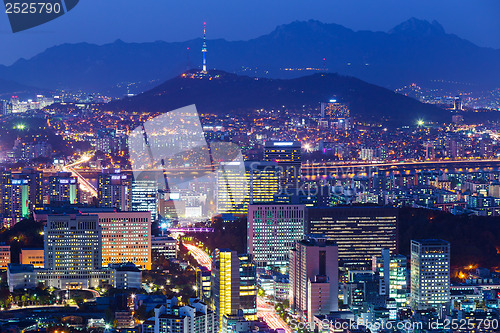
[0,288,12,309]
[104,307,115,323]
[134,304,149,321]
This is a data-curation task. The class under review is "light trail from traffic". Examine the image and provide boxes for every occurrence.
[257,297,292,333]
[184,243,212,271]
[62,153,98,197]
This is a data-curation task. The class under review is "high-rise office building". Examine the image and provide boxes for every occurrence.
[98,169,132,211]
[217,161,279,214]
[211,250,257,329]
[9,177,29,220]
[48,172,79,204]
[18,168,43,210]
[264,141,301,189]
[82,211,152,270]
[320,100,351,130]
[0,169,11,217]
[6,168,43,220]
[389,255,408,309]
[372,249,407,309]
[131,179,158,221]
[44,215,102,270]
[410,239,450,311]
[238,254,257,321]
[197,266,212,303]
[247,204,306,268]
[289,235,339,323]
[212,249,240,330]
[307,206,398,269]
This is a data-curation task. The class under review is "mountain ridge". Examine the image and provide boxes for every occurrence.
[106,69,449,127]
[0,18,498,95]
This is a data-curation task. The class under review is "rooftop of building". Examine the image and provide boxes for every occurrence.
[196,266,210,272]
[151,236,176,241]
[298,234,337,247]
[307,205,398,212]
[412,239,450,245]
[108,262,141,272]
[7,263,35,273]
[264,141,301,148]
[158,313,181,319]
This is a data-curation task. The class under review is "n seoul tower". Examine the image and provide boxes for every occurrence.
[202,22,207,73]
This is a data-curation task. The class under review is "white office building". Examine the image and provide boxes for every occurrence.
[131,179,158,221]
[410,239,450,311]
[247,204,305,268]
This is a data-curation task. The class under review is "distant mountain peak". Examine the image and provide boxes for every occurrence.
[389,17,445,36]
[0,18,498,94]
[266,19,352,39]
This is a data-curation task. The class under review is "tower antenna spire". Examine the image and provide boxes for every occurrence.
[202,22,207,73]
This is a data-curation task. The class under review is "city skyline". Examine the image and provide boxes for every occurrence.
[0,2,499,332]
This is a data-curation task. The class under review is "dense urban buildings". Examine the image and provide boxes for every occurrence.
[151,236,177,261]
[44,215,102,271]
[82,210,152,270]
[410,239,451,312]
[307,206,398,269]
[5,214,143,291]
[141,297,216,333]
[48,172,79,204]
[98,168,132,211]
[372,249,408,309]
[217,161,279,214]
[210,249,258,330]
[264,141,301,189]
[247,204,306,268]
[1,9,499,333]
[131,179,158,221]
[289,234,339,323]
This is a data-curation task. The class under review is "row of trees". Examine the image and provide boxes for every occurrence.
[0,284,56,309]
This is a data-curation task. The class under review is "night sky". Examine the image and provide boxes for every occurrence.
[0,0,499,65]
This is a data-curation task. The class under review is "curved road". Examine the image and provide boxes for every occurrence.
[184,243,212,271]
[62,154,98,197]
